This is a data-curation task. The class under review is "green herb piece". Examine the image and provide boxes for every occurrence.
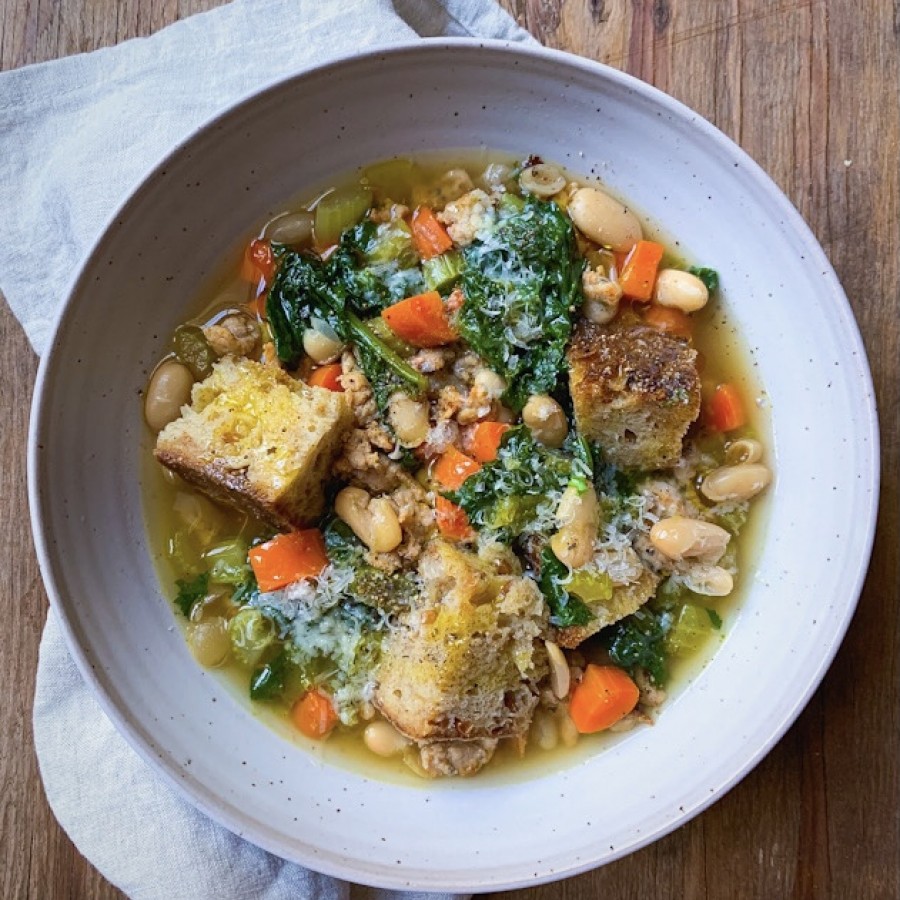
[602,607,672,686]
[707,608,723,629]
[456,196,583,411]
[173,571,209,618]
[172,325,216,380]
[249,650,288,701]
[688,266,719,294]
[539,547,594,628]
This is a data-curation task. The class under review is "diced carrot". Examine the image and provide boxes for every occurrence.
[291,689,339,740]
[434,496,474,541]
[307,363,344,392]
[432,446,482,491]
[240,238,276,284]
[705,382,747,432]
[381,290,458,348]
[469,421,510,463]
[249,530,329,592]
[569,664,640,734]
[411,206,453,259]
[618,240,665,301]
[642,303,693,340]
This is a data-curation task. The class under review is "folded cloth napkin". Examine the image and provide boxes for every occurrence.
[1,2,536,897]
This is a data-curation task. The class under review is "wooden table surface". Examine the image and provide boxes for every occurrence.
[2,1,898,898]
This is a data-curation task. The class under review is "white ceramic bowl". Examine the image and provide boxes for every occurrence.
[29,40,879,891]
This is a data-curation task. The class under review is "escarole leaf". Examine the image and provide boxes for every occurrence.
[457,196,583,411]
[266,246,425,409]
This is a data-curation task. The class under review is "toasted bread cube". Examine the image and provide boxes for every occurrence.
[568,313,701,470]
[155,357,351,529]
[375,540,548,742]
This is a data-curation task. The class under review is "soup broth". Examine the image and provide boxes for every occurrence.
[142,151,772,781]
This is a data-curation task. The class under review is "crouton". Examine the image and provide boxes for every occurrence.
[374,540,548,743]
[555,566,660,649]
[568,311,701,470]
[155,357,351,529]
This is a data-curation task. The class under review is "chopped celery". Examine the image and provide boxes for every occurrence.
[497,192,526,217]
[230,608,277,667]
[664,603,715,658]
[364,220,417,267]
[566,568,614,604]
[423,251,464,292]
[363,158,421,203]
[314,185,372,246]
[365,316,416,357]
[203,537,251,585]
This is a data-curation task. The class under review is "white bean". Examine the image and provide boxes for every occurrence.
[387,392,430,447]
[188,617,230,667]
[653,269,710,312]
[701,463,772,502]
[335,487,402,553]
[303,327,344,365]
[567,187,643,252]
[550,485,600,569]
[522,394,568,448]
[725,438,764,466]
[649,516,731,563]
[144,360,194,432]
[363,720,410,757]
[682,564,734,597]
[531,710,559,751]
[545,640,571,700]
[557,707,580,747]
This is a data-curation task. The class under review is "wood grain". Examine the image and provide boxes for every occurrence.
[1,1,898,898]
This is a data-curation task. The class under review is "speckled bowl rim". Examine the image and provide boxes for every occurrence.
[28,38,880,891]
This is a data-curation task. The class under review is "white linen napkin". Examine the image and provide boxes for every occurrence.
[1,2,536,897]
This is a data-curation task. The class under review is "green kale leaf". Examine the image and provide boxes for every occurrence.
[266,247,425,409]
[330,220,425,313]
[322,518,418,615]
[601,607,673,686]
[539,546,594,628]
[447,426,590,542]
[173,571,209,618]
[688,265,719,294]
[457,196,583,411]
